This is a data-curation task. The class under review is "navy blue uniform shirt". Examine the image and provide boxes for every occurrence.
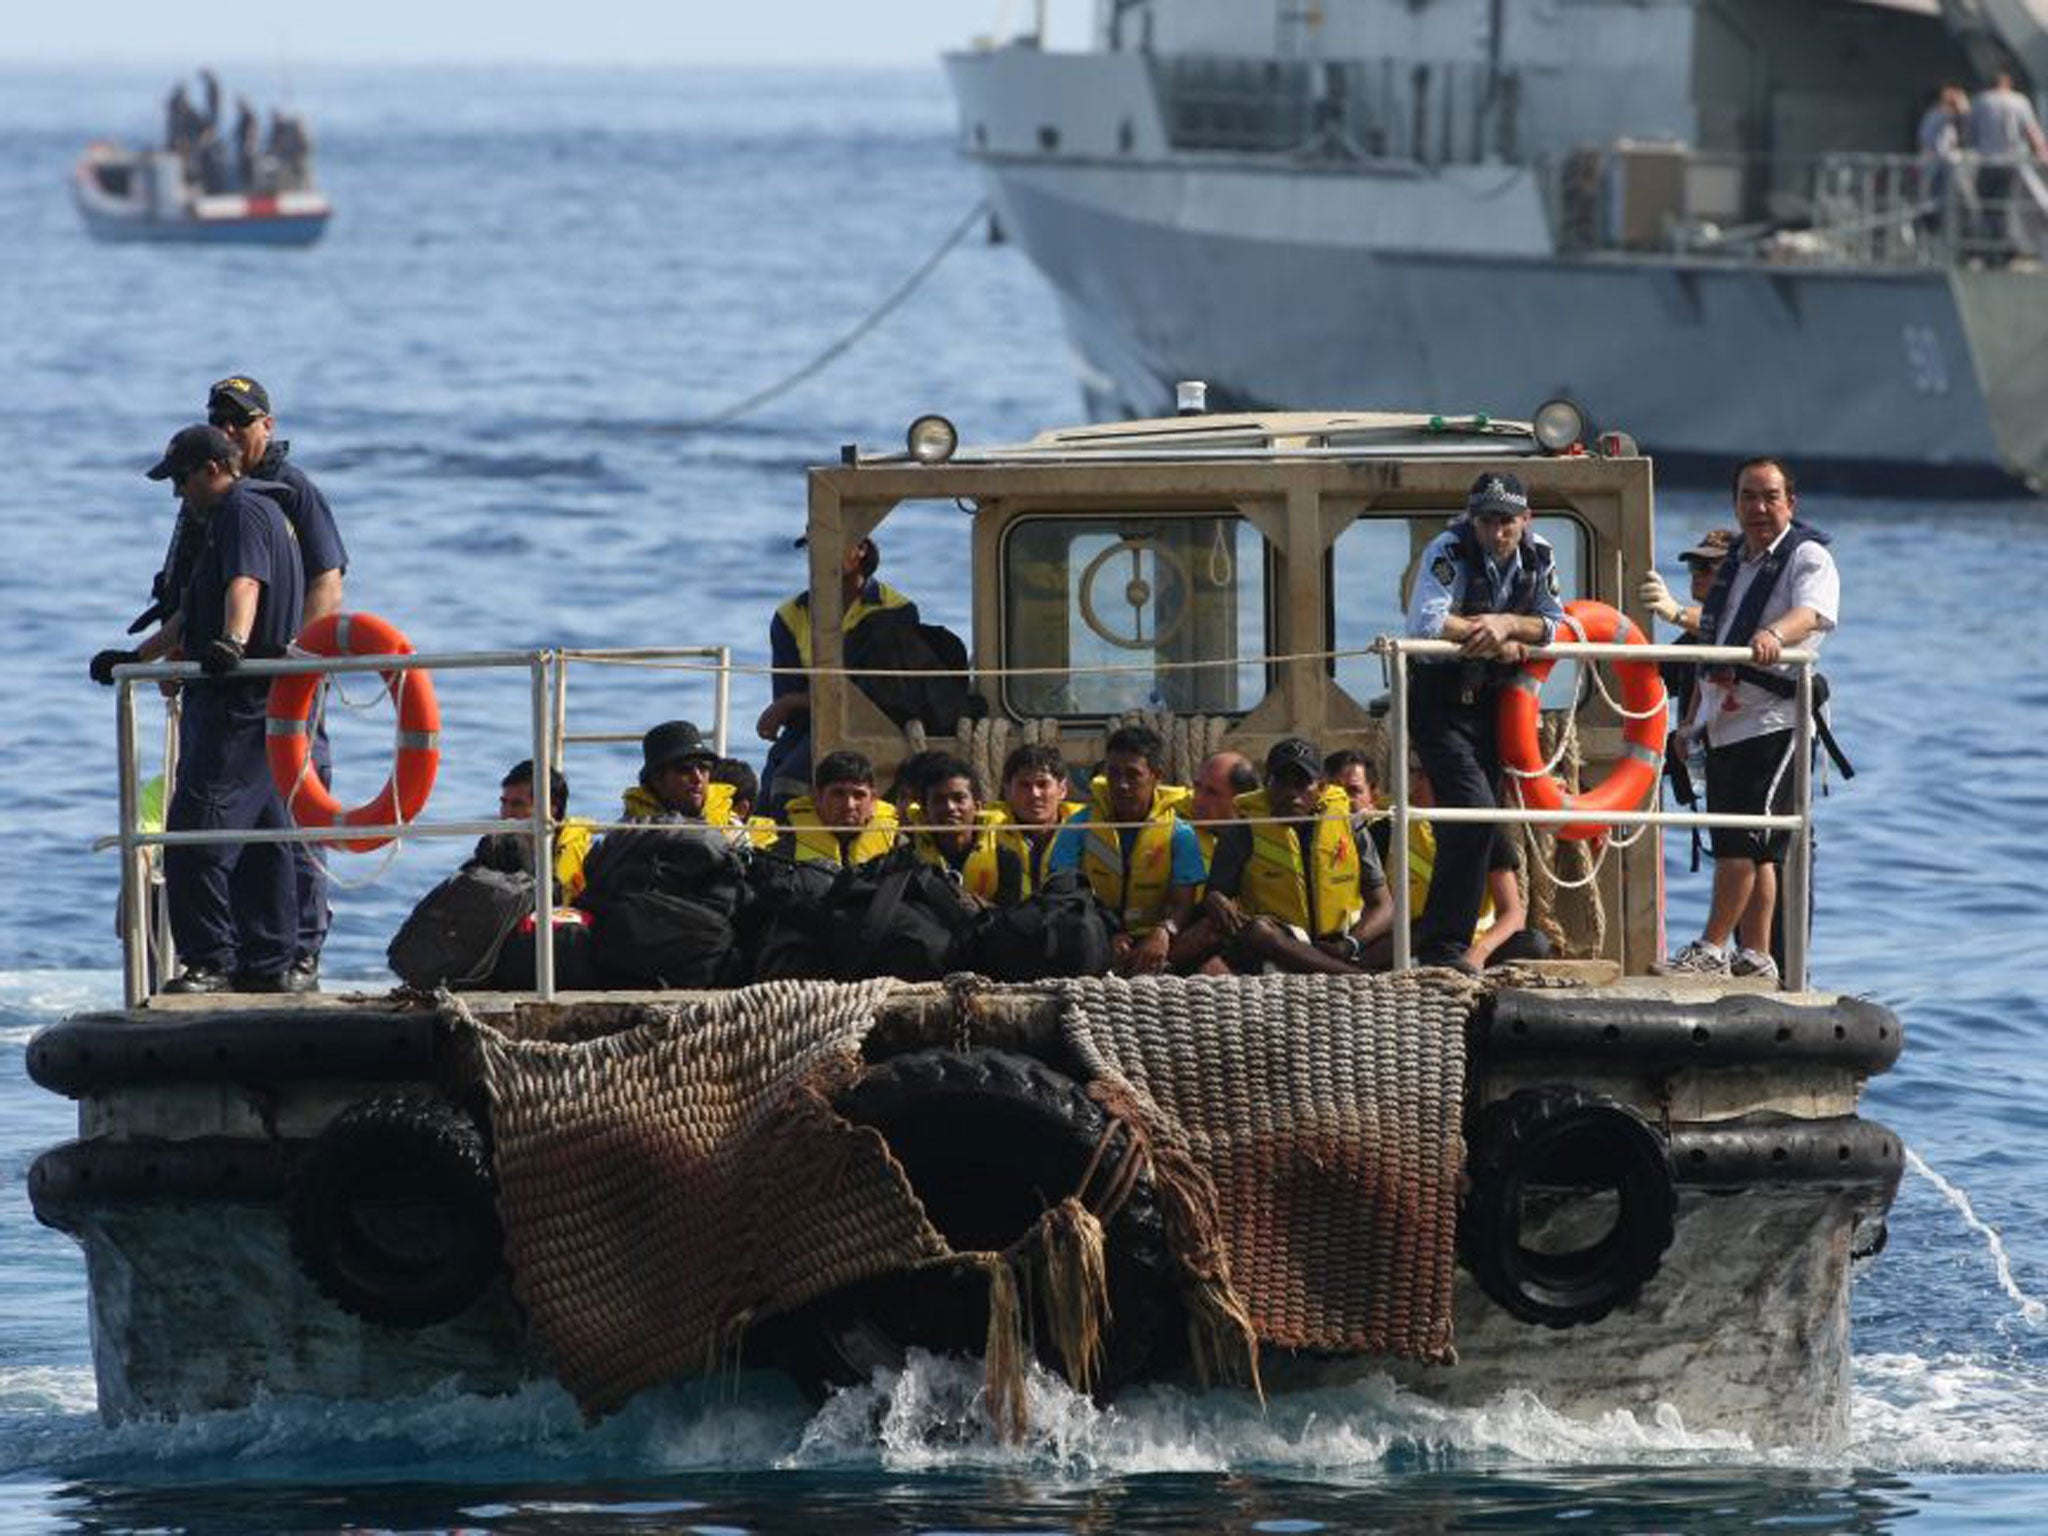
[181,481,306,674]
[253,440,347,580]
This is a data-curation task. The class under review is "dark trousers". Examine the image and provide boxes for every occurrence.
[1412,667,1503,955]
[164,683,296,977]
[292,710,331,963]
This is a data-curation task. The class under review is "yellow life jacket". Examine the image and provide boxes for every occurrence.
[1393,813,1496,934]
[620,781,739,829]
[776,582,913,669]
[744,814,779,850]
[987,801,1083,895]
[553,818,594,904]
[1235,786,1365,939]
[781,796,900,867]
[1078,780,1191,936]
[913,809,1011,901]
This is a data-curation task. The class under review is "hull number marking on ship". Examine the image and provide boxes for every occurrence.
[1903,324,1951,397]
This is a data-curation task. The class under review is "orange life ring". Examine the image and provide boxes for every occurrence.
[1497,599,1667,842]
[266,613,440,853]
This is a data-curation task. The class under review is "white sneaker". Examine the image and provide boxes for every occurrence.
[1661,939,1731,976]
[1731,948,1781,982]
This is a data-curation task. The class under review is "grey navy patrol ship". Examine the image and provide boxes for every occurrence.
[945,0,2048,492]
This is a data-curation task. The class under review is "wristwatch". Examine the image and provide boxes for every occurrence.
[1157,919,1180,939]
[1340,934,1365,962]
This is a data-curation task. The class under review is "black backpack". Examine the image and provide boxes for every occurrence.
[960,870,1115,981]
[820,853,977,982]
[387,864,534,989]
[582,823,746,989]
[591,888,739,988]
[739,853,839,981]
[490,909,601,991]
[846,606,977,735]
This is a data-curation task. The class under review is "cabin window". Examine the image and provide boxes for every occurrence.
[1000,512,1272,721]
[1329,511,1588,711]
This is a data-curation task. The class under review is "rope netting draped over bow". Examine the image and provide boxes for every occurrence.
[468,971,1478,1424]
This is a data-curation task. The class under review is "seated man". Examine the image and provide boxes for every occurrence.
[910,754,1023,905]
[1047,725,1205,974]
[714,756,778,849]
[1324,748,1378,827]
[479,759,593,904]
[990,743,1079,894]
[1187,750,1256,864]
[776,749,900,868]
[619,720,732,826]
[1193,738,1393,974]
[1367,760,1553,970]
[579,720,741,903]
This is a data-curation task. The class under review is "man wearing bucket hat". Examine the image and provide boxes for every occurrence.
[1401,471,1567,974]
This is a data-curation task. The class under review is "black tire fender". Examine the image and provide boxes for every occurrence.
[287,1094,502,1329]
[768,1048,1177,1399]
[1460,1087,1677,1328]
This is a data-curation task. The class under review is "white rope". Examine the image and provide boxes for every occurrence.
[1509,779,1613,892]
[314,664,411,891]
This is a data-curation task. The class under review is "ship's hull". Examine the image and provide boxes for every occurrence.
[976,157,2048,494]
[27,983,1901,1449]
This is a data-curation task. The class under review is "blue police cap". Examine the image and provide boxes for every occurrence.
[1465,472,1530,519]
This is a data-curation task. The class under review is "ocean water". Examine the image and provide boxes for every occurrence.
[3,60,2046,1533]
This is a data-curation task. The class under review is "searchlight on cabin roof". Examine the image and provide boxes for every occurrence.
[906,414,959,464]
[1532,398,1588,454]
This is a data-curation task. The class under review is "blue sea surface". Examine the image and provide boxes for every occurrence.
[2,59,2046,1533]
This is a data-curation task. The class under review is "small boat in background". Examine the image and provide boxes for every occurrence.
[73,141,332,246]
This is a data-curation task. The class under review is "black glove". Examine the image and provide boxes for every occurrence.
[90,648,141,686]
[198,637,246,676]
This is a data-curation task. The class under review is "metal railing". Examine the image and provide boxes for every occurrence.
[1554,143,2048,268]
[103,632,1825,1005]
[107,646,734,1009]
[1382,635,1819,988]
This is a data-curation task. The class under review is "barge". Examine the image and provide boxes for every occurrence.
[29,404,1901,1448]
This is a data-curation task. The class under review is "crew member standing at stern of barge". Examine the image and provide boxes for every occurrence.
[207,375,348,990]
[146,425,306,994]
[1664,458,1837,984]
[1403,471,1565,974]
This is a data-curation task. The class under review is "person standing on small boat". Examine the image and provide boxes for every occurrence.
[1663,459,1838,983]
[121,425,305,993]
[1402,472,1565,974]
[207,376,349,991]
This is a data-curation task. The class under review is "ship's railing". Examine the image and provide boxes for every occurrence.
[1805,151,2048,268]
[103,647,735,1009]
[1551,143,2048,268]
[102,633,1824,1005]
[1379,636,1822,990]
[1150,54,1515,166]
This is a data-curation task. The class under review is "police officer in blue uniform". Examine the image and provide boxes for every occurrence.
[1403,471,1566,972]
[205,375,347,988]
[143,424,306,993]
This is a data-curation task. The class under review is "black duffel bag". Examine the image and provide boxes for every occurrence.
[582,822,747,989]
[959,869,1114,981]
[741,853,840,981]
[821,853,978,982]
[489,908,601,991]
[387,864,534,990]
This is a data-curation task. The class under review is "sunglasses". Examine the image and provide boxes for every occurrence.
[208,413,263,430]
